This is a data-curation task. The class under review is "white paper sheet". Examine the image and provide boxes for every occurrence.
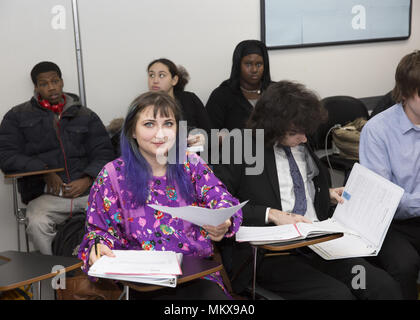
[88,250,183,288]
[148,201,248,227]
[236,219,347,244]
[310,163,404,259]
[332,163,404,248]
[89,250,182,276]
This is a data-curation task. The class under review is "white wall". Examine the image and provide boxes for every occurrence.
[77,0,420,126]
[0,0,418,251]
[0,0,78,252]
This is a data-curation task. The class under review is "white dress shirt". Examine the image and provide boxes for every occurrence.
[265,144,320,223]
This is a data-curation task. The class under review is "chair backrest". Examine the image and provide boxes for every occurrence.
[370,91,395,118]
[311,95,369,150]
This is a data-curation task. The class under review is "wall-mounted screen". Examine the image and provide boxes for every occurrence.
[261,0,412,49]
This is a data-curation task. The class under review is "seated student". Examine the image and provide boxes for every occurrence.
[359,50,420,300]
[110,59,211,156]
[0,61,115,255]
[206,39,273,131]
[148,58,212,146]
[78,91,243,299]
[213,80,402,300]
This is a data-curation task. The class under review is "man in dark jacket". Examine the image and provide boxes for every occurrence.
[213,80,402,299]
[0,61,115,254]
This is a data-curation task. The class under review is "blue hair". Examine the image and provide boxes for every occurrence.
[120,91,195,206]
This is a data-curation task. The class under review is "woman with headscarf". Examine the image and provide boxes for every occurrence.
[206,40,272,131]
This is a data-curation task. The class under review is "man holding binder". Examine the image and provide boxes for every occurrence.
[214,80,402,299]
[360,50,420,300]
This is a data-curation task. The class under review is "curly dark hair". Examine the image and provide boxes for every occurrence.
[246,80,327,147]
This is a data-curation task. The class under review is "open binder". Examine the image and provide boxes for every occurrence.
[309,163,404,259]
[236,163,404,259]
[236,220,346,245]
[88,250,183,288]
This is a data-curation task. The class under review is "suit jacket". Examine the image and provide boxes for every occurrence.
[213,137,333,293]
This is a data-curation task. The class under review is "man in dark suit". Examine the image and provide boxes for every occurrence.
[213,80,402,299]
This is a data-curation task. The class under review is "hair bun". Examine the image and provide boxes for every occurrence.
[176,65,190,91]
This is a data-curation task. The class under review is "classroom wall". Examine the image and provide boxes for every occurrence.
[0,0,418,252]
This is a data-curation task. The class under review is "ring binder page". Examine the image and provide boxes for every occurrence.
[310,163,404,260]
[88,250,183,288]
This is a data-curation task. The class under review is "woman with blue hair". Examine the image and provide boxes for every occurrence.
[78,91,242,299]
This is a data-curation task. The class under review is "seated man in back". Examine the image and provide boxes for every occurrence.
[0,61,115,255]
[359,50,420,299]
[213,80,402,299]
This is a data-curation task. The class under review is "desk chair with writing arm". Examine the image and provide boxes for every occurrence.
[310,96,369,184]
[247,233,344,300]
[2,168,64,252]
[214,238,285,300]
[217,233,343,300]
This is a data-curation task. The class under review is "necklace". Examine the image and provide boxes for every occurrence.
[240,86,261,95]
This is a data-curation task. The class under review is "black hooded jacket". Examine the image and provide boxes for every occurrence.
[206,40,272,131]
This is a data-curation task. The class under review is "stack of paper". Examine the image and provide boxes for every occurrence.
[309,163,404,260]
[236,219,347,245]
[88,250,183,288]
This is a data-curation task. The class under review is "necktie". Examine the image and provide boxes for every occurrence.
[283,146,307,215]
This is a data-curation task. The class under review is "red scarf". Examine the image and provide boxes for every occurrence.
[38,94,66,114]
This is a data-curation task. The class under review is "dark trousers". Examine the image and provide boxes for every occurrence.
[128,279,230,300]
[367,217,420,300]
[257,250,402,300]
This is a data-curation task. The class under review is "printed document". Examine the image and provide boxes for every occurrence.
[88,250,182,287]
[309,163,404,259]
[236,163,404,260]
[148,201,247,227]
[236,220,346,245]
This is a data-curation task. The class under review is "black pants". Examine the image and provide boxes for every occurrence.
[257,250,402,300]
[367,217,420,300]
[128,279,230,300]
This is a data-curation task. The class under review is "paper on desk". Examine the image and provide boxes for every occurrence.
[148,201,248,227]
[88,250,182,287]
[236,219,347,244]
[310,163,404,260]
[89,250,182,276]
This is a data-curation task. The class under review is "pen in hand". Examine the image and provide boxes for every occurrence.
[95,237,101,259]
[89,238,116,266]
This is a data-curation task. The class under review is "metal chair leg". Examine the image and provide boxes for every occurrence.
[11,177,22,252]
[17,220,21,252]
[11,177,30,252]
[252,246,257,300]
[21,208,30,252]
